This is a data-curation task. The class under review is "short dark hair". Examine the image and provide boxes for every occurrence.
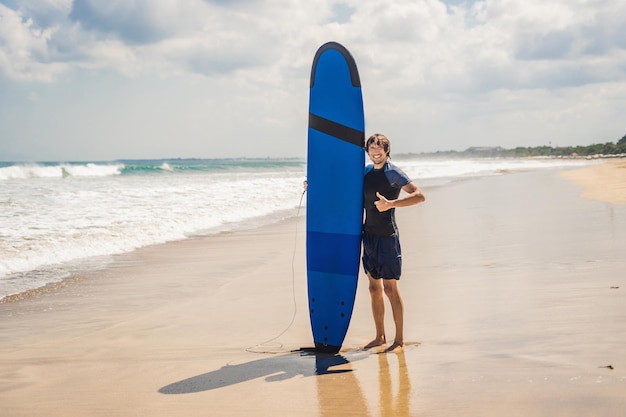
[365,133,391,156]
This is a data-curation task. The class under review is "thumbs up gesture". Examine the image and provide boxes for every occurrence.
[374,192,393,212]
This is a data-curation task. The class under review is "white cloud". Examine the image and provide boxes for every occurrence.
[3,0,625,86]
[1,0,625,160]
[0,4,68,81]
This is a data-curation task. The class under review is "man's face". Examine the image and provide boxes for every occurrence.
[367,142,387,166]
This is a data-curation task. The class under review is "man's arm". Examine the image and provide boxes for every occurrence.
[374,182,425,212]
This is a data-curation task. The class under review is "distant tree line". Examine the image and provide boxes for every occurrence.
[413,134,626,158]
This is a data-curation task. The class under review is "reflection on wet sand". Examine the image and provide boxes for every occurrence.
[316,353,370,417]
[379,352,411,417]
[316,351,413,417]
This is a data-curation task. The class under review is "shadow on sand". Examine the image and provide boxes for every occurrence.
[158,349,367,395]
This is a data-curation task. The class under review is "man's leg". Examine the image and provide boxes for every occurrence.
[383,279,404,352]
[363,273,386,349]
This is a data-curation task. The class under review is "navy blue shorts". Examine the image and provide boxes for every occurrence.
[362,232,402,280]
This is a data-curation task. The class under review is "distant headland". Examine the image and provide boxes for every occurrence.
[406,134,626,159]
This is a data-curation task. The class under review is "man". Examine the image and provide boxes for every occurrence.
[362,133,425,352]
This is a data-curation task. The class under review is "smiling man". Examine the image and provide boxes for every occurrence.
[362,133,426,352]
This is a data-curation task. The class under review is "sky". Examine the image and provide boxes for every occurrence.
[1,0,625,161]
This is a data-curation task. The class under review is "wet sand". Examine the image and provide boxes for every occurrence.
[1,161,625,416]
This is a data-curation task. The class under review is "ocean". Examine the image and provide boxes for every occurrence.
[0,156,592,300]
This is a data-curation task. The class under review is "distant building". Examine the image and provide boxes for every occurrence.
[465,146,505,154]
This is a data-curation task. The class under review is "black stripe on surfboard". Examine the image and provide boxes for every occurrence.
[310,42,361,88]
[309,113,364,148]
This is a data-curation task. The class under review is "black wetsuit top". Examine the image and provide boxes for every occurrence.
[363,161,411,237]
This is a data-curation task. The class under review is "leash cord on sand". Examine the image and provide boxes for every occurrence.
[246,189,306,354]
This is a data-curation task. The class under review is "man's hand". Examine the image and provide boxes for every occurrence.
[374,192,394,212]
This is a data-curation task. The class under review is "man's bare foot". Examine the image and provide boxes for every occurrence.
[384,342,404,353]
[359,338,386,350]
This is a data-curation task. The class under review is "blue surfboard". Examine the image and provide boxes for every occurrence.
[306,42,365,353]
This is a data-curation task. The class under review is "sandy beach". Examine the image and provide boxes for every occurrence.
[1,160,625,416]
[561,158,626,205]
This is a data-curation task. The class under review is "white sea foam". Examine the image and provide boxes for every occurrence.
[0,161,306,298]
[159,162,174,172]
[398,157,592,187]
[0,163,124,180]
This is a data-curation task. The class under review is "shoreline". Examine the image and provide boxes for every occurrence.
[0,158,621,307]
[1,164,625,416]
[0,156,598,303]
[0,211,306,304]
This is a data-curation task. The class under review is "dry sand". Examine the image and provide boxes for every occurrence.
[561,159,626,205]
[1,161,625,416]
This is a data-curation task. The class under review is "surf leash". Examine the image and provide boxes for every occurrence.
[246,187,306,354]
